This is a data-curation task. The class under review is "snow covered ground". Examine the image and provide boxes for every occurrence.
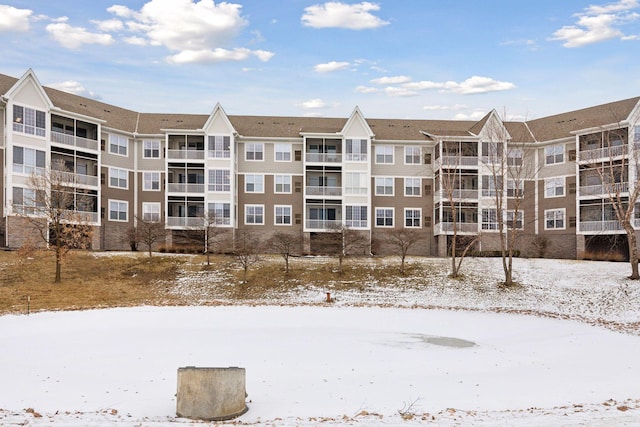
[1,257,640,426]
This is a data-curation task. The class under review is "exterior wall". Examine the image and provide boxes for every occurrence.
[6,216,44,248]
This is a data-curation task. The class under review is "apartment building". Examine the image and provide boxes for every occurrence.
[1,69,639,259]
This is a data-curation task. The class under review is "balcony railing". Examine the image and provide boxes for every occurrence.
[579,182,628,196]
[167,149,205,160]
[579,220,623,232]
[578,144,627,162]
[51,131,99,151]
[305,219,342,230]
[439,156,479,167]
[52,170,99,187]
[306,186,342,197]
[435,222,479,234]
[167,183,205,193]
[167,217,205,228]
[306,153,342,163]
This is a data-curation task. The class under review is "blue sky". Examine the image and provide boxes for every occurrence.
[1,0,639,121]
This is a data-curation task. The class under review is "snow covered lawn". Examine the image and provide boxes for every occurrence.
[1,305,640,425]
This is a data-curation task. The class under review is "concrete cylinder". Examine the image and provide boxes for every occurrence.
[176,366,248,421]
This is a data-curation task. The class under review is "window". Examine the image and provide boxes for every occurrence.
[507,179,523,198]
[346,205,367,228]
[345,139,367,161]
[13,146,45,175]
[375,146,393,164]
[545,177,565,198]
[208,169,231,192]
[482,141,503,163]
[376,208,394,227]
[545,208,565,230]
[12,187,44,213]
[481,209,499,230]
[109,200,128,222]
[245,174,264,193]
[405,146,421,164]
[634,126,640,144]
[507,148,523,166]
[109,168,128,189]
[275,143,292,161]
[208,202,231,225]
[208,136,231,158]
[245,204,264,225]
[545,145,564,165]
[143,140,160,158]
[275,175,292,193]
[142,172,160,191]
[404,177,421,196]
[245,143,264,161]
[142,202,161,222]
[375,177,394,195]
[507,210,523,229]
[275,205,292,225]
[109,134,128,156]
[13,105,46,137]
[404,208,421,228]
[482,175,502,197]
[345,172,368,195]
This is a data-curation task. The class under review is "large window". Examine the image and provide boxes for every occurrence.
[143,172,160,191]
[481,208,499,230]
[404,208,421,228]
[345,139,367,161]
[208,202,231,225]
[143,140,160,158]
[482,175,502,197]
[245,143,264,161]
[375,177,394,195]
[275,205,292,225]
[109,168,128,189]
[142,202,161,222]
[507,179,523,198]
[405,146,421,164]
[545,145,564,165]
[245,204,264,225]
[375,146,393,164]
[108,134,127,156]
[109,200,128,222]
[375,208,394,227]
[507,148,523,166]
[345,172,368,195]
[13,105,46,137]
[545,208,565,230]
[12,186,44,213]
[545,177,565,198]
[245,174,264,193]
[13,146,46,175]
[275,143,292,161]
[404,177,421,196]
[208,169,231,192]
[346,205,367,228]
[208,136,231,158]
[275,175,291,193]
[507,210,523,229]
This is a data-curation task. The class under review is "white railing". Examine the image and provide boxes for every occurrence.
[50,131,99,151]
[51,170,99,187]
[167,183,205,193]
[439,156,479,166]
[167,217,205,228]
[167,149,205,160]
[579,182,628,196]
[305,153,342,163]
[435,222,479,234]
[207,150,231,158]
[579,220,623,232]
[452,189,479,199]
[306,186,342,196]
[578,144,627,162]
[305,219,342,230]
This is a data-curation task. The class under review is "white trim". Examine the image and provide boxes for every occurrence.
[374,176,394,196]
[544,208,566,231]
[244,204,264,225]
[108,167,129,190]
[404,177,421,197]
[274,204,292,226]
[404,207,422,228]
[108,199,128,222]
[274,174,292,194]
[374,207,394,228]
[244,173,265,194]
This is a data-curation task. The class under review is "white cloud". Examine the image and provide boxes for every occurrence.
[0,5,32,32]
[370,75,411,84]
[301,2,389,29]
[404,76,515,95]
[46,19,114,49]
[92,18,124,32]
[314,61,351,73]
[108,0,273,64]
[550,0,640,47]
[423,104,468,111]
[48,80,101,100]
[384,87,418,97]
[297,98,328,109]
[454,111,488,120]
[354,85,379,94]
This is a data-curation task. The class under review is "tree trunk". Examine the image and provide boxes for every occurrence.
[55,251,62,283]
[285,256,289,273]
[626,226,640,279]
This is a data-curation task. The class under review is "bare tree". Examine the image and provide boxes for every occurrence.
[320,223,368,274]
[268,231,300,273]
[234,229,261,284]
[200,210,229,266]
[581,124,640,279]
[135,216,167,258]
[17,161,93,283]
[385,228,424,274]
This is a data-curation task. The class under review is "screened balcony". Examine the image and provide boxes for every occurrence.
[50,115,99,151]
[167,135,205,160]
[167,167,205,194]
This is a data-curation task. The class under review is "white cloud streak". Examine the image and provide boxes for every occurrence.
[297,98,328,109]
[46,19,114,49]
[48,80,101,100]
[314,61,351,73]
[403,76,516,95]
[301,2,389,29]
[370,75,411,84]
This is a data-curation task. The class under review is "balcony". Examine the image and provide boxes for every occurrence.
[579,220,623,233]
[306,186,342,197]
[51,131,99,151]
[167,217,205,228]
[51,170,99,187]
[167,183,205,193]
[306,153,342,163]
[305,219,342,230]
[578,144,627,162]
[579,182,628,197]
[167,149,205,160]
[435,222,479,234]
[437,156,479,167]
